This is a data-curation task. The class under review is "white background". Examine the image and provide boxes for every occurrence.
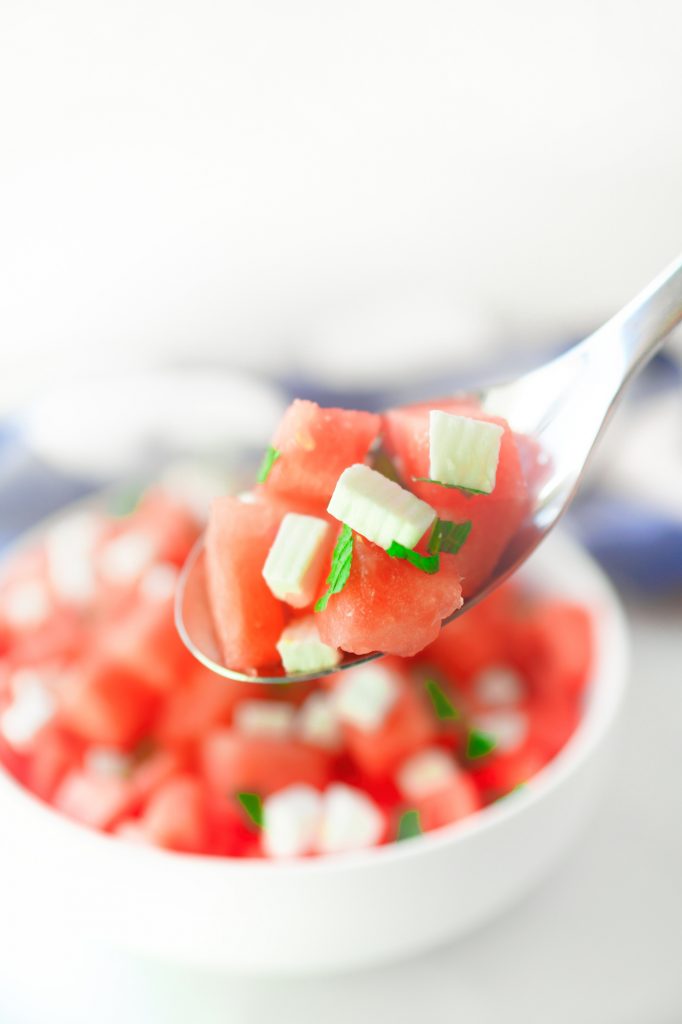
[2,0,682,409]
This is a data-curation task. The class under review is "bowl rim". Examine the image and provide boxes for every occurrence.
[0,510,629,879]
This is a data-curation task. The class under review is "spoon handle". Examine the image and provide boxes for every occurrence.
[590,253,682,385]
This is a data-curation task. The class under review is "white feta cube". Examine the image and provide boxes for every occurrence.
[327,464,435,551]
[1,670,56,749]
[84,747,134,778]
[98,531,156,586]
[3,580,52,629]
[396,747,458,800]
[333,663,398,732]
[263,784,323,859]
[276,616,341,675]
[233,699,296,739]
[473,666,526,708]
[472,710,528,753]
[45,511,101,605]
[138,563,179,603]
[429,410,503,493]
[296,692,343,750]
[317,784,384,854]
[262,513,331,608]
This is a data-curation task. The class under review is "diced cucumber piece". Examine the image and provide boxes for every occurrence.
[429,411,503,494]
[327,464,435,551]
[276,616,341,674]
[262,513,331,608]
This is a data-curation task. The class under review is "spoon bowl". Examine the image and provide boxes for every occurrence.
[176,254,682,683]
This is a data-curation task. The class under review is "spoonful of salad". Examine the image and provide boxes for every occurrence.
[176,254,682,684]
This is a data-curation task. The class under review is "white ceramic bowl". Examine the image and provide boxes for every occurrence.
[0,530,628,976]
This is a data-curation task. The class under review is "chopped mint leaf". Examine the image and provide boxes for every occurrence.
[397,809,422,841]
[237,792,264,828]
[427,518,472,555]
[425,678,460,721]
[413,477,487,497]
[107,485,143,517]
[387,540,440,574]
[466,728,497,759]
[257,446,281,484]
[314,524,354,612]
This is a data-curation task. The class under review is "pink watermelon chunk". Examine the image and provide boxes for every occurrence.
[201,729,332,795]
[413,771,481,832]
[141,775,210,853]
[383,399,529,597]
[263,400,381,506]
[205,497,286,671]
[316,536,463,657]
[327,658,438,777]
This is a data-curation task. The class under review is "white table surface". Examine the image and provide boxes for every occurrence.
[0,594,680,1024]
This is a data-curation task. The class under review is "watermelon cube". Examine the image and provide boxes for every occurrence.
[316,536,462,657]
[263,400,381,507]
[141,775,210,853]
[205,497,286,671]
[200,729,333,795]
[412,771,481,832]
[58,657,159,748]
[156,665,253,747]
[327,659,437,778]
[383,399,529,596]
[53,768,134,830]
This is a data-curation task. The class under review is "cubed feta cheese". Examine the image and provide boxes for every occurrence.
[473,666,526,707]
[429,410,503,493]
[1,669,56,749]
[98,531,156,586]
[296,692,343,750]
[317,784,384,854]
[84,747,134,778]
[396,747,458,800]
[333,663,398,732]
[233,699,296,739]
[472,710,528,753]
[3,580,52,629]
[262,513,331,608]
[263,784,323,858]
[276,616,341,675]
[138,563,179,603]
[45,511,101,605]
[327,464,435,551]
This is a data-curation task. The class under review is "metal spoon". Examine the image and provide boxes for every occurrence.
[176,254,682,684]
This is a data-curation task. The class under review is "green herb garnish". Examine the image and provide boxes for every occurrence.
[425,678,460,721]
[427,518,472,555]
[413,477,487,497]
[237,792,264,828]
[466,728,497,760]
[397,809,422,841]
[372,450,402,484]
[386,540,440,574]
[107,485,143,518]
[257,446,281,483]
[314,524,354,612]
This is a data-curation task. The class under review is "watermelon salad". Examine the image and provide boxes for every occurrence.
[0,476,592,858]
[205,398,537,676]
